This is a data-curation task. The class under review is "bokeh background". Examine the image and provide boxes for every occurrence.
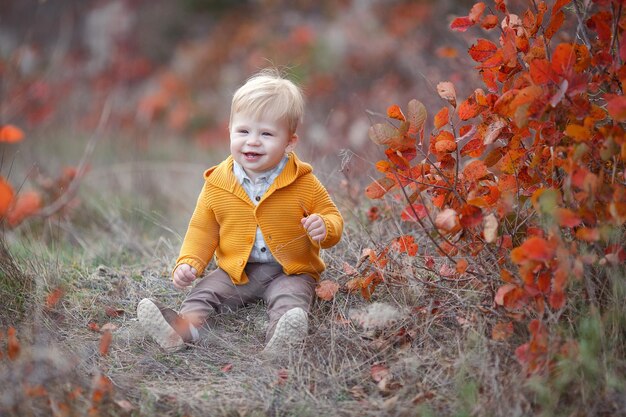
[1,0,478,202]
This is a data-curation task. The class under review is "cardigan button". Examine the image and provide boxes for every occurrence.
[238,259,244,266]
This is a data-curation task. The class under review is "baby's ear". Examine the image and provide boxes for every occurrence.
[286,133,298,152]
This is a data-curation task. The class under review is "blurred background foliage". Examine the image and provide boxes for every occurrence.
[0,0,478,159]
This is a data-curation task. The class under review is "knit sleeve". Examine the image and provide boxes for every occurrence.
[309,175,343,249]
[173,182,219,278]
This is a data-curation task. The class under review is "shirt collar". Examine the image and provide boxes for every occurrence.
[233,155,289,184]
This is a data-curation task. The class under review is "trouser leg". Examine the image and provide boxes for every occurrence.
[262,270,316,343]
[179,267,264,323]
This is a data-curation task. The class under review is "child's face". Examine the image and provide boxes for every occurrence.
[229,111,297,180]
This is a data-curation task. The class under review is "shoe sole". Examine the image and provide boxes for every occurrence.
[137,299,185,352]
[264,307,308,353]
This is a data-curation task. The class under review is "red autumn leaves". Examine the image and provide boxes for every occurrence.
[363,0,626,375]
[0,125,42,227]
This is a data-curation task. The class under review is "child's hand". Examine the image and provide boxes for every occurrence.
[301,214,327,242]
[173,264,197,289]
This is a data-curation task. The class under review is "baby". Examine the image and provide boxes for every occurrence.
[137,68,343,353]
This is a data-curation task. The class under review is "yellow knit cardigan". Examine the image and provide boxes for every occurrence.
[174,152,343,285]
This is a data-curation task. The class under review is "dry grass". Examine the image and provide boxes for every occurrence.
[1,158,625,417]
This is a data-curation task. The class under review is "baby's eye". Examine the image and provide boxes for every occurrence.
[238,129,249,134]
[262,132,274,137]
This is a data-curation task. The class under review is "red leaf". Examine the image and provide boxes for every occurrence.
[391,235,418,256]
[6,191,42,227]
[545,11,565,40]
[463,160,490,182]
[492,321,514,341]
[105,306,125,318]
[450,16,475,32]
[554,208,582,228]
[0,125,25,143]
[495,284,516,306]
[456,258,469,274]
[468,39,498,62]
[0,177,15,218]
[510,237,555,264]
[221,363,233,372]
[401,204,428,222]
[7,327,20,360]
[549,290,566,310]
[551,43,576,76]
[387,104,406,122]
[88,322,101,332]
[529,59,554,85]
[458,97,481,120]
[606,95,626,122]
[365,177,396,199]
[371,363,390,382]
[469,2,486,22]
[316,280,339,301]
[45,288,64,309]
[434,107,449,129]
[481,14,499,30]
[99,331,112,356]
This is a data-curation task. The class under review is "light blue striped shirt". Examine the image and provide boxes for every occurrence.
[233,156,288,263]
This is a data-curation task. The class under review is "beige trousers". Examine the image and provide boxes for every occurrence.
[179,262,316,343]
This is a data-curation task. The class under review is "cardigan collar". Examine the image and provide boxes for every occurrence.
[203,152,313,194]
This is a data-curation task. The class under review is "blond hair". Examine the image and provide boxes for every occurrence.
[229,68,304,135]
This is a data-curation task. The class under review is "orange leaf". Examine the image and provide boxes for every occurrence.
[391,235,418,256]
[551,43,575,76]
[437,81,457,108]
[458,97,481,120]
[576,227,600,242]
[316,280,339,301]
[436,46,458,58]
[495,284,516,306]
[6,191,42,227]
[554,208,582,228]
[365,177,396,199]
[401,203,428,222]
[529,59,554,85]
[371,363,390,382]
[88,322,101,332]
[7,327,20,360]
[0,177,15,217]
[511,237,555,264]
[434,107,449,129]
[0,124,25,143]
[463,160,490,182]
[545,11,565,40]
[549,290,566,310]
[606,95,626,122]
[387,104,406,122]
[45,287,64,309]
[99,331,113,356]
[468,39,498,62]
[469,2,486,22]
[492,321,514,341]
[450,16,474,32]
[481,14,499,30]
[456,258,469,274]
[435,139,457,154]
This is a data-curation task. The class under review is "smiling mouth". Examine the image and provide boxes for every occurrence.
[243,152,263,158]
